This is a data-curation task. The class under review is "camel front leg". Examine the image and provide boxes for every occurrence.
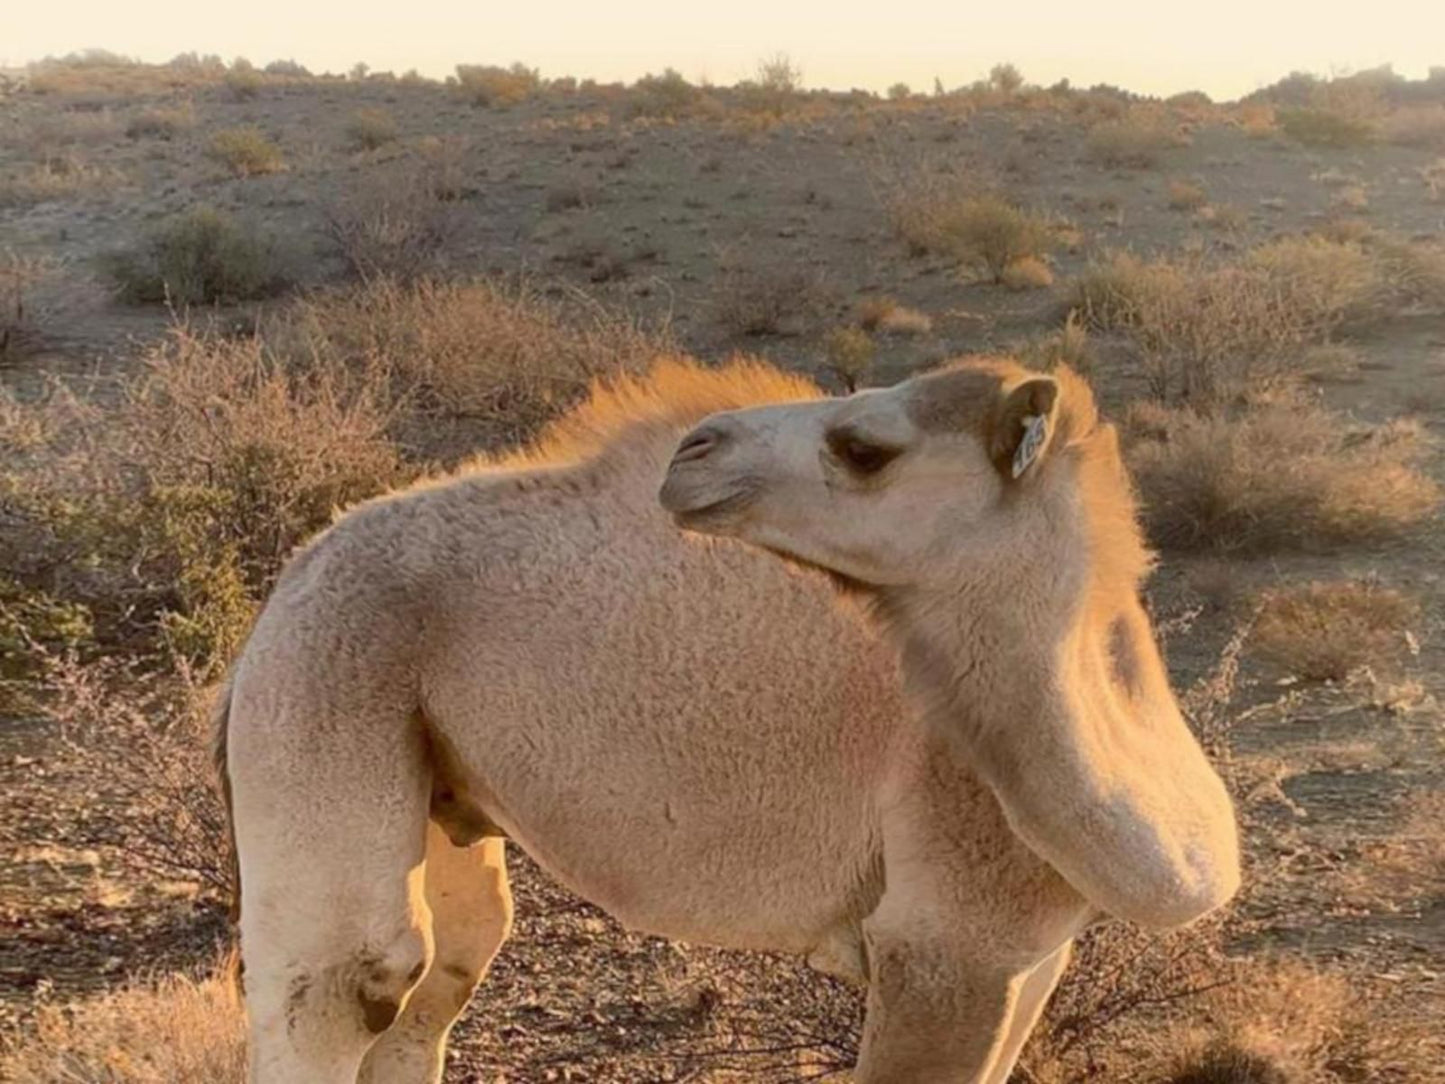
[855,910,1029,1083]
[982,940,1072,1084]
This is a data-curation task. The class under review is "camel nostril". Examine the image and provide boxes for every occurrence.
[673,425,726,465]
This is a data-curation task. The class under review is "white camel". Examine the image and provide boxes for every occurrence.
[219,355,1239,1083]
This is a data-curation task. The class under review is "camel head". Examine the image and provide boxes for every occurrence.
[660,358,1104,601]
[662,358,1241,932]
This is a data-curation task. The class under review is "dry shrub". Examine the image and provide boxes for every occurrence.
[455,62,541,107]
[413,135,471,201]
[1073,240,1383,404]
[1165,959,1429,1084]
[100,206,294,305]
[1330,184,1369,212]
[1,323,404,672]
[1168,178,1208,211]
[823,326,875,391]
[1367,234,1445,307]
[741,53,803,117]
[1276,107,1375,147]
[1001,254,1054,290]
[886,179,1052,281]
[1244,236,1383,329]
[713,261,822,336]
[35,652,233,890]
[1380,104,1445,148]
[0,965,245,1083]
[206,126,284,177]
[1,249,56,358]
[288,276,670,441]
[324,173,454,281]
[345,107,399,151]
[1165,1045,1293,1084]
[1087,112,1182,168]
[1252,579,1418,681]
[1124,398,1438,553]
[627,69,705,119]
[0,154,113,207]
[856,296,932,336]
[125,102,195,139]
[224,65,263,101]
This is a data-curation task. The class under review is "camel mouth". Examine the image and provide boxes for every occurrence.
[659,485,757,531]
[658,468,759,532]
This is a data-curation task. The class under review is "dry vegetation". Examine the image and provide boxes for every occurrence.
[885,176,1054,281]
[100,207,294,304]
[0,966,246,1084]
[205,126,285,177]
[1124,398,1438,554]
[1072,236,1407,404]
[1252,579,1419,681]
[1086,110,1185,168]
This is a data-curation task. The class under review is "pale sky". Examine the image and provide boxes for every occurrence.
[5,0,1442,101]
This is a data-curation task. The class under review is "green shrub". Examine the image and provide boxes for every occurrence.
[101,207,293,305]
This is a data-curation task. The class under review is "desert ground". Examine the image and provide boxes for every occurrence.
[2,55,1444,1082]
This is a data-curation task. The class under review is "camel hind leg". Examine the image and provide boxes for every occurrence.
[228,675,434,1084]
[358,826,513,1084]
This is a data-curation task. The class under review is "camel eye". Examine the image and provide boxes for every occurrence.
[828,431,901,476]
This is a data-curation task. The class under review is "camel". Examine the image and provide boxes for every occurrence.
[219,355,1239,1084]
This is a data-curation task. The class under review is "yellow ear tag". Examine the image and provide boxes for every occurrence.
[1012,414,1048,479]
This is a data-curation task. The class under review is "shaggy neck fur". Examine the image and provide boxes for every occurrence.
[874,417,1239,929]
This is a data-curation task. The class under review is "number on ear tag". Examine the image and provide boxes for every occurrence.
[1012,414,1048,479]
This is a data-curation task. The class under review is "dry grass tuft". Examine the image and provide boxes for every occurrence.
[0,154,114,207]
[345,107,399,151]
[1164,1044,1293,1084]
[206,126,285,177]
[100,206,294,305]
[1000,254,1054,290]
[1167,178,1208,211]
[125,102,196,140]
[1252,578,1419,681]
[1125,398,1438,553]
[0,965,245,1083]
[1087,112,1182,168]
[855,296,933,336]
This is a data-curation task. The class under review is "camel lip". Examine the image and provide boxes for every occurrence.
[658,474,756,528]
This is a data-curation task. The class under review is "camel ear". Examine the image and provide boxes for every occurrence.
[991,377,1059,480]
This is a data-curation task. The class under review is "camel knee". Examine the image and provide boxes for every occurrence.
[354,927,432,1035]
